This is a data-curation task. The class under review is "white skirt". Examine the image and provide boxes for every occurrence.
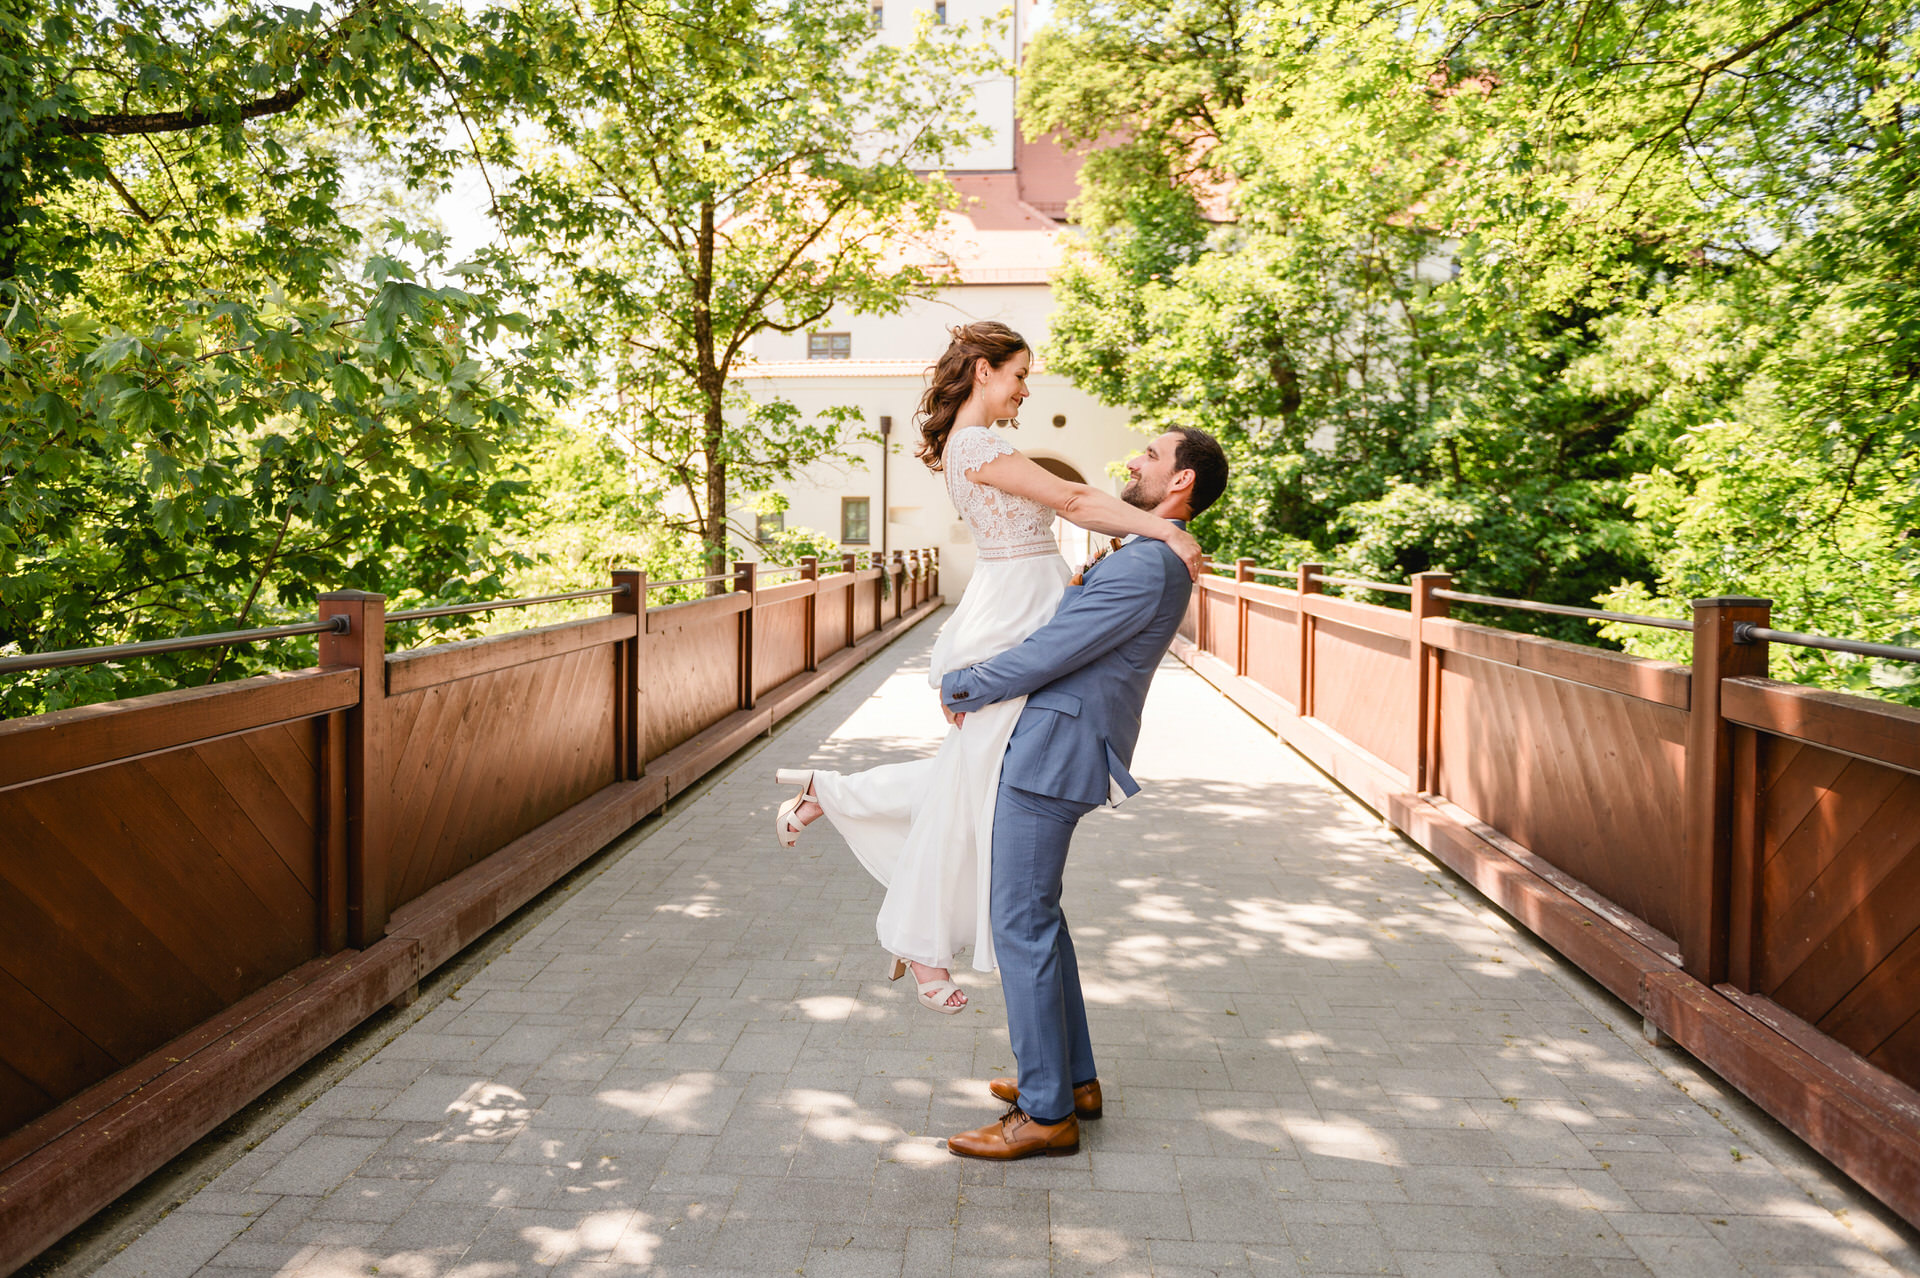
[810,552,1071,972]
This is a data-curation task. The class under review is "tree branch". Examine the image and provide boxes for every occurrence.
[101,166,157,224]
[62,85,309,137]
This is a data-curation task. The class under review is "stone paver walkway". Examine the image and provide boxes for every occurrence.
[100,610,1917,1277]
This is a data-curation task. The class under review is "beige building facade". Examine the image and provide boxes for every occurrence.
[729,0,1147,595]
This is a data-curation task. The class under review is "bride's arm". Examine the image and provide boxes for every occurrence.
[962,450,1204,579]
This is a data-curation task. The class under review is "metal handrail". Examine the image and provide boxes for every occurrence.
[0,616,352,675]
[1311,573,1414,596]
[1,548,942,679]
[1735,624,1920,664]
[1247,566,1293,578]
[387,584,632,623]
[646,573,736,591]
[1433,589,1692,632]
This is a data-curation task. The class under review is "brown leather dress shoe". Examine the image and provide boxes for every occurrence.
[988,1077,1103,1119]
[948,1107,1080,1160]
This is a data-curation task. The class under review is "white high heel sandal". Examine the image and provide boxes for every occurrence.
[889,956,967,1014]
[774,768,815,848]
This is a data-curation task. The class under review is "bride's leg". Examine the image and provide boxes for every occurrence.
[793,777,824,827]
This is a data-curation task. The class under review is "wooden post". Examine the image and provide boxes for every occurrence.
[734,560,757,710]
[800,556,819,672]
[1296,563,1323,719]
[1411,572,1453,794]
[891,550,905,621]
[842,552,857,646]
[318,590,388,950]
[1683,596,1771,986]
[1235,558,1255,677]
[1196,554,1214,654]
[930,547,940,597]
[612,569,644,780]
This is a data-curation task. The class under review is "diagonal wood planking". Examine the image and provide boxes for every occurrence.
[1312,617,1414,777]
[1757,738,1920,1087]
[753,597,809,699]
[1435,649,1688,943]
[0,722,325,1134]
[646,612,741,760]
[1245,599,1298,705]
[385,644,616,915]
[1202,587,1239,674]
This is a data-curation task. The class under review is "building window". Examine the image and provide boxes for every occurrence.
[808,332,851,359]
[756,510,785,542]
[933,0,946,21]
[842,497,871,544]
[870,0,883,28]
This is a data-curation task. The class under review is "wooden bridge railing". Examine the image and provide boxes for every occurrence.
[1178,560,1920,1229]
[0,548,940,1274]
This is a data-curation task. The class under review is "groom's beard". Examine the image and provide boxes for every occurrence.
[1121,480,1158,510]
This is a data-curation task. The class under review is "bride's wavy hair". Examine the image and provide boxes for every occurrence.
[915,321,1030,471]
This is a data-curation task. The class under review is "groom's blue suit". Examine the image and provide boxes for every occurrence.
[939,524,1195,1124]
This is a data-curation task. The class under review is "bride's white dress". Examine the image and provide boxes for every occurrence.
[809,424,1070,974]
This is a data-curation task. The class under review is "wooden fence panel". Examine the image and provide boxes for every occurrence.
[852,572,880,642]
[1310,618,1413,779]
[753,596,810,699]
[0,715,330,1134]
[1200,583,1239,676]
[1741,735,1920,1090]
[646,597,746,759]
[816,577,852,661]
[0,556,946,1275]
[1434,648,1689,944]
[1245,595,1299,708]
[383,643,618,913]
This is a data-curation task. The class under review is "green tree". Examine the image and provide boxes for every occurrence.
[493,0,999,587]
[0,0,549,713]
[1027,0,1653,634]
[1022,0,1917,669]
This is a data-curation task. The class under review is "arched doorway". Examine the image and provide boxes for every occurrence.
[1029,455,1096,567]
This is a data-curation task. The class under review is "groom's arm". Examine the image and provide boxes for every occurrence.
[940,549,1180,712]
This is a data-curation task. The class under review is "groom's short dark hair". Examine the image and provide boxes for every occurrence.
[1172,428,1229,517]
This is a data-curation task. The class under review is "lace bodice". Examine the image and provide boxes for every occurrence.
[943,426,1058,562]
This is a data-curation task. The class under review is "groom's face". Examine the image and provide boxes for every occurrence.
[1121,432,1187,511]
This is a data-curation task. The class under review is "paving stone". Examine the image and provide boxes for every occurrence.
[1091,1151,1176,1192]
[93,616,1913,1278]
[308,1177,425,1223]
[369,1200,497,1254]
[801,1243,908,1277]
[247,1137,385,1196]
[202,1238,320,1270]
[94,1213,252,1278]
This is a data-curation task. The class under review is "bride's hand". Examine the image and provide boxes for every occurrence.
[1168,527,1204,581]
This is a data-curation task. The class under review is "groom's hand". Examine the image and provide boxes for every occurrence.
[942,703,966,729]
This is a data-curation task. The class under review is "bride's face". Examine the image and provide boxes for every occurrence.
[975,349,1032,423]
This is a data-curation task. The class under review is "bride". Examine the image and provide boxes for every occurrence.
[772,321,1202,1012]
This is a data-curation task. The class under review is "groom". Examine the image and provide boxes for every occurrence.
[938,427,1229,1159]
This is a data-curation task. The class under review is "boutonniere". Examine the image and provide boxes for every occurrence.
[1069,537,1126,586]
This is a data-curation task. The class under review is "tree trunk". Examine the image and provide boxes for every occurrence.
[693,193,728,595]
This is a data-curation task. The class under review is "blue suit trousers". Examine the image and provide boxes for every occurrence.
[991,783,1099,1125]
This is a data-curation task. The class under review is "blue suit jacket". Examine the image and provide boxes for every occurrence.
[939,526,1195,806]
